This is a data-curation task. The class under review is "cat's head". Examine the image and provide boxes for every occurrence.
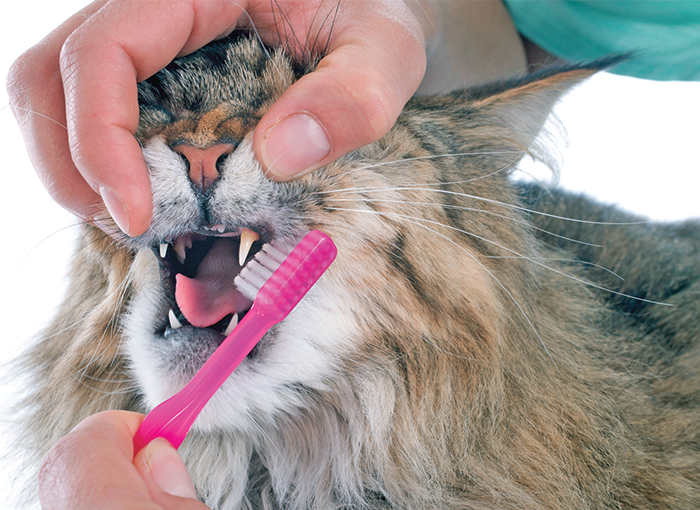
[109,32,596,434]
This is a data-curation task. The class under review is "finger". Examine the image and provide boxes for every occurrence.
[134,438,211,509]
[7,0,110,223]
[38,411,157,510]
[253,3,427,181]
[58,0,251,236]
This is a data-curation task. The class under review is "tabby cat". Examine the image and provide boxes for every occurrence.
[10,32,700,509]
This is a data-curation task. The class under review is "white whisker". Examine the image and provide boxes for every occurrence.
[228,2,290,88]
[4,103,68,129]
[323,205,558,367]
[327,206,673,307]
[340,150,526,176]
[75,269,133,385]
[323,185,649,226]
[486,256,625,281]
[323,196,605,248]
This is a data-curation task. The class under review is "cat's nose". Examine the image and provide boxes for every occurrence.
[174,143,235,191]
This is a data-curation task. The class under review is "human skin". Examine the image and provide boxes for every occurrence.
[39,411,208,509]
[6,0,527,238]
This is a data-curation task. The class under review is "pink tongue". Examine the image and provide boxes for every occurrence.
[175,239,252,328]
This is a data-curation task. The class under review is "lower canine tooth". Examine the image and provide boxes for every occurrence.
[239,228,260,266]
[223,313,239,336]
[168,309,183,330]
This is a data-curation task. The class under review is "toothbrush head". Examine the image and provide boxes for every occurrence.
[235,230,337,320]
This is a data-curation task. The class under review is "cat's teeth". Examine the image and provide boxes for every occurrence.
[223,313,238,336]
[159,243,168,258]
[212,224,226,233]
[168,309,183,330]
[173,235,190,263]
[239,228,260,266]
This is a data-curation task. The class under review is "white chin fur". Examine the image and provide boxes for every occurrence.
[124,137,358,431]
[125,271,357,432]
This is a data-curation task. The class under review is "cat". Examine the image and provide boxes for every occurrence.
[9,31,700,509]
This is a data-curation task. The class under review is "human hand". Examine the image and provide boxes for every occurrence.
[8,0,528,238]
[7,0,433,238]
[38,410,209,510]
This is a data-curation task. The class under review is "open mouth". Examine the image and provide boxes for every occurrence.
[153,226,265,341]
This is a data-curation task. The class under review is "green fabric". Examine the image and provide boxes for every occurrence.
[503,0,700,81]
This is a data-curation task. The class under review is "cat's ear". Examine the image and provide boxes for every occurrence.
[448,58,620,150]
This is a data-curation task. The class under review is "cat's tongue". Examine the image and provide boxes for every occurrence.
[175,238,252,328]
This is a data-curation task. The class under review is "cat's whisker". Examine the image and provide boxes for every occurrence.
[15,221,86,270]
[4,103,68,129]
[418,335,480,363]
[71,377,139,395]
[323,185,649,226]
[74,269,134,384]
[323,197,605,248]
[222,1,290,88]
[327,206,673,307]
[402,217,557,367]
[44,249,134,388]
[86,385,145,411]
[321,205,557,366]
[74,370,134,385]
[486,256,626,281]
[336,150,527,177]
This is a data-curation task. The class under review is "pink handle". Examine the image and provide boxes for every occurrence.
[133,305,275,452]
[133,230,336,455]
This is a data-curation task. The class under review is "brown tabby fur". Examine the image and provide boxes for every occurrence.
[8,32,700,509]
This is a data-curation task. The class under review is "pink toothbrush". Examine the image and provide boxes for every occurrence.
[133,230,337,454]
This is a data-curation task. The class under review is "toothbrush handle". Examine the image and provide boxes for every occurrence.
[133,304,278,454]
[132,230,337,455]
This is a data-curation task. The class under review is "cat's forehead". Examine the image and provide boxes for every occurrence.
[136,34,296,144]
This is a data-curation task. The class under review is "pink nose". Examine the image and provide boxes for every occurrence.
[174,143,236,191]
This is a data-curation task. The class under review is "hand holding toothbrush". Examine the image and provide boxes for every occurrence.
[38,410,208,509]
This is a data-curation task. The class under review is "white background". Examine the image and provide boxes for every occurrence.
[1,0,699,507]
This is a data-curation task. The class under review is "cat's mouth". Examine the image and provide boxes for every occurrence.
[152,226,265,342]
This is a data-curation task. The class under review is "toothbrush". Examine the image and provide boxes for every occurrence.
[132,230,337,454]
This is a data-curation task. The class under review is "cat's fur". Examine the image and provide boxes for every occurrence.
[10,32,700,509]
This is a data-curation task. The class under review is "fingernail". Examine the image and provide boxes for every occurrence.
[99,187,131,236]
[261,114,331,179]
[144,438,198,499]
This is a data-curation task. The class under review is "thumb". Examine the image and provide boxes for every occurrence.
[254,18,427,181]
[135,438,202,503]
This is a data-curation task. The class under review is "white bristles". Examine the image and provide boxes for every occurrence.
[248,259,274,280]
[242,270,267,291]
[234,236,302,301]
[234,277,260,302]
[263,244,288,264]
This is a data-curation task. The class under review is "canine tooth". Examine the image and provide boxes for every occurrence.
[239,228,260,266]
[174,239,187,263]
[223,313,238,336]
[168,309,183,330]
[159,243,168,258]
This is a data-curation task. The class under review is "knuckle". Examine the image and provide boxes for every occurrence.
[58,31,84,76]
[6,48,49,109]
[344,72,399,142]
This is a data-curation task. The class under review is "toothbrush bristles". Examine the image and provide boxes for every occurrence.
[234,236,302,301]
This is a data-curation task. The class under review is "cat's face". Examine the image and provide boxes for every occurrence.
[122,36,350,432]
[118,33,575,434]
